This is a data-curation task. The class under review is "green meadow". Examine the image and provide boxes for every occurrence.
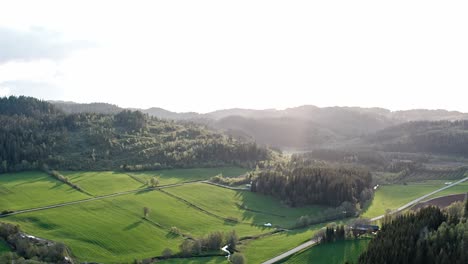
[62,171,145,196]
[3,168,316,263]
[362,182,445,218]
[280,239,370,264]
[0,171,90,211]
[127,167,248,186]
[165,183,327,228]
[239,224,324,263]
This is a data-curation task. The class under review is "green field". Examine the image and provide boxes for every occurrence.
[426,181,468,199]
[362,180,468,218]
[361,182,445,218]
[62,171,145,196]
[0,239,10,254]
[280,239,370,264]
[3,197,182,263]
[127,167,247,186]
[0,167,275,263]
[239,225,324,263]
[0,171,90,211]
[165,183,328,228]
[160,257,228,264]
[0,168,350,263]
[3,189,271,263]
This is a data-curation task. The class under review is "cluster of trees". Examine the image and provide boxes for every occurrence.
[210,173,252,187]
[179,230,238,257]
[321,225,346,243]
[0,222,72,263]
[251,162,372,207]
[358,204,467,264]
[42,166,88,194]
[0,96,271,173]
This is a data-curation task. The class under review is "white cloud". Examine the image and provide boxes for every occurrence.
[0,1,467,112]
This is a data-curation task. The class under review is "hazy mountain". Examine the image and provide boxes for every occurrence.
[141,107,202,120]
[50,100,468,150]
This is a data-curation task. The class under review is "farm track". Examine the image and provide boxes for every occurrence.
[0,181,205,218]
[261,175,468,264]
[370,175,468,221]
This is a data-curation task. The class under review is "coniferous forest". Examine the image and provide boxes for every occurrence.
[251,160,373,207]
[358,204,468,264]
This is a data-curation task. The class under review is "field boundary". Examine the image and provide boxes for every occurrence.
[0,181,205,218]
[159,189,239,223]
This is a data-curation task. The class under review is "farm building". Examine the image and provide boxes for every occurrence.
[351,224,379,236]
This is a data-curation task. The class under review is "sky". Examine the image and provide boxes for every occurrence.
[0,0,467,113]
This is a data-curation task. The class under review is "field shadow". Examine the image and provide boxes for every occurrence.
[123,220,143,231]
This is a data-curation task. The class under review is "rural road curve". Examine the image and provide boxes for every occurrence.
[262,239,320,264]
[370,176,468,221]
[262,175,468,264]
[0,181,203,218]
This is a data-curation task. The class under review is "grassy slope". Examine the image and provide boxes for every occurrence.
[426,181,468,199]
[280,239,370,264]
[2,189,267,262]
[361,182,445,218]
[106,190,269,238]
[239,225,324,263]
[165,183,328,228]
[128,167,248,186]
[0,171,89,211]
[3,198,182,263]
[62,171,145,196]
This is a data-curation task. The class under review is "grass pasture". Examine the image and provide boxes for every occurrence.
[3,198,183,263]
[426,181,468,199]
[239,224,324,263]
[165,183,328,228]
[1,187,269,262]
[0,171,89,212]
[362,182,445,218]
[62,171,145,196]
[127,167,248,186]
[280,239,370,264]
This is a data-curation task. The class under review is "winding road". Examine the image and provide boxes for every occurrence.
[261,175,468,264]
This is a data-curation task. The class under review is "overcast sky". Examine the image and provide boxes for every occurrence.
[0,1,467,113]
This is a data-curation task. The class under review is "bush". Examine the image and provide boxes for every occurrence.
[231,253,246,264]
[161,248,173,259]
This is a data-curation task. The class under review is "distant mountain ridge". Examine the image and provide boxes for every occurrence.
[50,100,468,150]
[50,100,468,121]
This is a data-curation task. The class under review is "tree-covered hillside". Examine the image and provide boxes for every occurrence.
[0,96,271,172]
[367,120,468,156]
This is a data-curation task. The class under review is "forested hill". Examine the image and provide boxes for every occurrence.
[51,101,468,150]
[366,120,468,156]
[0,96,271,172]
